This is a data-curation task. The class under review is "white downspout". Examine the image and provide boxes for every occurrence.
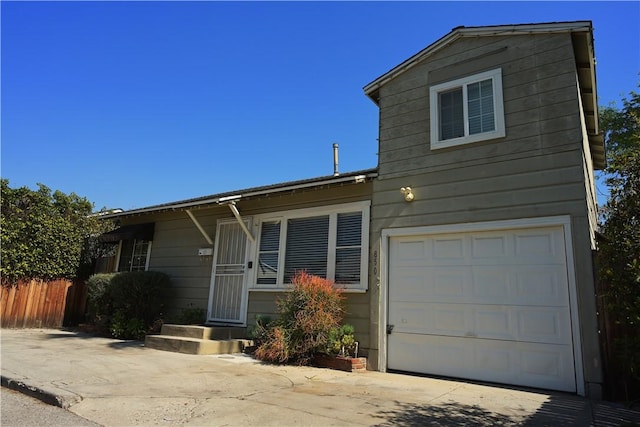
[228,202,255,243]
[186,210,214,245]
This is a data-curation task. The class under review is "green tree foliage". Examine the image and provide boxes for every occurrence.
[598,88,640,398]
[0,179,107,284]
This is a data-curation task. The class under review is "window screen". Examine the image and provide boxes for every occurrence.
[439,88,464,141]
[284,215,329,283]
[257,221,280,285]
[335,212,362,284]
[468,79,495,135]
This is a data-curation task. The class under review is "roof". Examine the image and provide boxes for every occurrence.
[363,21,605,169]
[98,168,378,219]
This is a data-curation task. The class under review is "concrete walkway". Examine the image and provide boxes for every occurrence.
[2,328,639,426]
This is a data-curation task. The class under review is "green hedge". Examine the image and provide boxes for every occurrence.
[86,271,171,339]
[0,179,101,284]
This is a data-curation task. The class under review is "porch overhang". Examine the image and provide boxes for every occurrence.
[95,169,377,219]
[98,223,155,243]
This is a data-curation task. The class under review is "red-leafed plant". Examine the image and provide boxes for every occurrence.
[254,271,345,365]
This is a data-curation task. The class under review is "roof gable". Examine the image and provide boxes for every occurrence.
[363,20,604,169]
[364,21,593,102]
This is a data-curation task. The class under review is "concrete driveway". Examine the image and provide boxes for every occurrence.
[1,328,638,426]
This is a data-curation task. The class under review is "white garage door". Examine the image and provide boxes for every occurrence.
[387,226,577,392]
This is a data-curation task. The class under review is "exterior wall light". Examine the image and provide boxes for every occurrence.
[400,187,414,202]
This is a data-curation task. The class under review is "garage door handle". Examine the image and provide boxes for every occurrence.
[387,325,394,335]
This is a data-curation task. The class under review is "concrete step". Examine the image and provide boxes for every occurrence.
[160,324,247,340]
[144,335,253,355]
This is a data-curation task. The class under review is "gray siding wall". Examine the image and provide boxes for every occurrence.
[368,33,601,389]
[121,182,373,345]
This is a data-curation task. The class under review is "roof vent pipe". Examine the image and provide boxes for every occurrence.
[333,143,339,176]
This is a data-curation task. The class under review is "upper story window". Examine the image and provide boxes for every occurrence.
[430,68,505,150]
[117,239,152,272]
[253,201,370,292]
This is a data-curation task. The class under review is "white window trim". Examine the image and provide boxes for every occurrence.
[429,68,505,150]
[143,241,152,270]
[114,239,152,272]
[249,201,370,292]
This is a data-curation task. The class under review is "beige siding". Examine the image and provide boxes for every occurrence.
[246,291,280,325]
[120,182,372,328]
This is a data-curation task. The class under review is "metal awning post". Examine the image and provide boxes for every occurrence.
[227,201,255,243]
[186,210,214,245]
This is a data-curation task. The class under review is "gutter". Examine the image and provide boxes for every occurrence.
[98,170,377,219]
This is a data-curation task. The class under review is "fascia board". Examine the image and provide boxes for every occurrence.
[98,171,378,219]
[364,21,592,103]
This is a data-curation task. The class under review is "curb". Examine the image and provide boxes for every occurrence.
[1,375,82,409]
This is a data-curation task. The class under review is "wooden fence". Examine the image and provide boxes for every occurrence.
[1,279,72,329]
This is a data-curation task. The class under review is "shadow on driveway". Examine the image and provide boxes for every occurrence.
[44,330,145,350]
[372,396,640,426]
[373,401,517,426]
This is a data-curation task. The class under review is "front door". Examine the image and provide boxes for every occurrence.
[207,219,251,324]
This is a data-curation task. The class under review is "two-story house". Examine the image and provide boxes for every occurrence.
[98,21,604,397]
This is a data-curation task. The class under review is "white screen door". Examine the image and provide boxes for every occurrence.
[208,219,250,324]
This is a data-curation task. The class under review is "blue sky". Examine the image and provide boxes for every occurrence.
[2,1,639,211]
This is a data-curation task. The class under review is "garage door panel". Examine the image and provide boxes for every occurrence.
[389,271,429,302]
[387,302,430,334]
[388,333,473,377]
[515,266,569,305]
[389,302,570,344]
[471,234,508,258]
[391,266,567,307]
[472,268,510,299]
[394,239,428,264]
[514,230,564,258]
[517,308,572,344]
[392,230,566,266]
[433,236,466,259]
[390,267,471,302]
[388,333,576,392]
[387,225,576,392]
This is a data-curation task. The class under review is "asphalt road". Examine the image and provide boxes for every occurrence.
[1,387,100,427]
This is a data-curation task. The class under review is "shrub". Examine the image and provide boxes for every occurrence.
[85,271,171,340]
[86,273,116,322]
[254,325,289,363]
[327,324,357,357]
[247,314,273,347]
[254,271,345,365]
[110,311,147,340]
[175,305,206,325]
[109,271,171,326]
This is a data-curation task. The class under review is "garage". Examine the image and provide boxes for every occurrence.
[386,223,578,392]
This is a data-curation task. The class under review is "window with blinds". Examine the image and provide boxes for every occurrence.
[284,215,329,283]
[257,221,280,285]
[253,202,369,291]
[335,212,362,284]
[430,68,505,150]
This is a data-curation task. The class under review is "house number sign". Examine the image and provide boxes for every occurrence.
[372,249,378,276]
